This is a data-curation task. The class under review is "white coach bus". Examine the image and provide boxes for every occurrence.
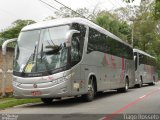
[133,49,158,87]
[11,18,135,103]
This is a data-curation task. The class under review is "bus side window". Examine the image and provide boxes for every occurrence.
[71,23,86,55]
[139,54,143,65]
[134,53,137,70]
[71,34,81,65]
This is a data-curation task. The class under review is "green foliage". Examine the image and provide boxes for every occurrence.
[54,7,90,18]
[0,20,36,47]
[54,7,99,20]
[94,11,131,43]
[130,1,160,71]
[0,20,35,39]
[155,0,160,20]
[93,2,160,72]
[0,98,40,109]
[132,2,159,52]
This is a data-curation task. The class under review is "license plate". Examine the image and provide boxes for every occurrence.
[31,91,42,96]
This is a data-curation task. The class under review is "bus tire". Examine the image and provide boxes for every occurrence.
[118,78,129,93]
[150,76,156,86]
[149,81,155,86]
[82,77,95,102]
[41,98,53,104]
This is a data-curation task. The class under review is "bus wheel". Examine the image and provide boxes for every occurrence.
[118,78,129,93]
[82,77,95,102]
[148,76,156,86]
[41,98,53,104]
[149,81,155,86]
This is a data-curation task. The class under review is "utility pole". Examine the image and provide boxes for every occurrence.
[128,1,135,47]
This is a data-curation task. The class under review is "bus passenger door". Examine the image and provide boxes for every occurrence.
[70,33,86,95]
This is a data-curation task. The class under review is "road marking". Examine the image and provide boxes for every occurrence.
[101,89,160,120]
[99,117,106,120]
[139,95,146,99]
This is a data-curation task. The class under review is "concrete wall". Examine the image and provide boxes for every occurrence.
[0,47,14,95]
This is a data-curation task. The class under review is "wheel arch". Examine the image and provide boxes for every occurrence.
[125,75,129,86]
[140,75,143,83]
[87,73,97,93]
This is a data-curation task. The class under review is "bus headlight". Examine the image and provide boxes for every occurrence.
[65,73,72,80]
[58,78,65,83]
[51,74,71,86]
[52,78,65,85]
[13,81,21,87]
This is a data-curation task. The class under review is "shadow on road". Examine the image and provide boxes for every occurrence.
[130,83,157,90]
[24,89,135,108]
[19,82,159,108]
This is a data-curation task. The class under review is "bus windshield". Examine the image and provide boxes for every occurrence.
[13,25,70,74]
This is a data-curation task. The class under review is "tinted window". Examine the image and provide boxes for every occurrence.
[139,53,156,66]
[87,27,133,60]
[70,23,86,66]
[134,52,138,70]
[71,23,86,56]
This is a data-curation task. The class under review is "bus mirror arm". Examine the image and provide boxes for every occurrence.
[2,38,17,55]
[65,30,80,47]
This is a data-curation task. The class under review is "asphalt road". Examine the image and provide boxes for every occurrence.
[0,82,160,120]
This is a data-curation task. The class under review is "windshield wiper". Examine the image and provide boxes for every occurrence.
[45,45,62,55]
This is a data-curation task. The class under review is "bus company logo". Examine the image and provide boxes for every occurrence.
[33,83,38,88]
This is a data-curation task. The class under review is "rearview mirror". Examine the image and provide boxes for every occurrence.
[65,30,80,47]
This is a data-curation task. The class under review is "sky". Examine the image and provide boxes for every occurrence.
[0,0,141,31]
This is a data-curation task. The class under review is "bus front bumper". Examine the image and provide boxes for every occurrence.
[13,80,71,98]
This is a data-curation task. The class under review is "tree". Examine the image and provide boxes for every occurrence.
[131,1,160,53]
[0,19,36,47]
[54,6,100,20]
[94,11,131,43]
[0,20,36,39]
[155,0,160,20]
[54,7,90,18]
[123,0,160,20]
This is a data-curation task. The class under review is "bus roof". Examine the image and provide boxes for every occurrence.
[133,48,155,59]
[22,17,132,48]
